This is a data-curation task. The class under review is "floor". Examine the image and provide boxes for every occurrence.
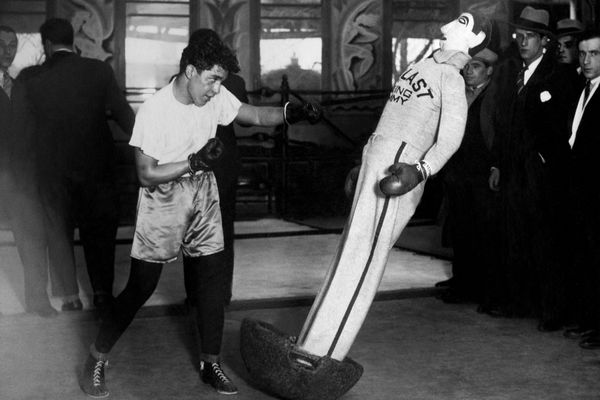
[1,218,600,399]
[0,218,451,315]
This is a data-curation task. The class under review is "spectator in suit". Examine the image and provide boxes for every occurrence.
[0,25,56,317]
[555,18,586,89]
[182,29,249,307]
[438,47,500,305]
[488,7,579,330]
[555,18,585,66]
[22,18,135,314]
[562,30,600,348]
[212,72,248,305]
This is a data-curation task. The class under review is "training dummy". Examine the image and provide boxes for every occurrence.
[241,12,491,400]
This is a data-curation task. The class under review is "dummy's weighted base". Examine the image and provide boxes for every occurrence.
[240,318,363,400]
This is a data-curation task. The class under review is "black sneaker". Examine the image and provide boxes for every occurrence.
[80,354,109,398]
[201,361,238,395]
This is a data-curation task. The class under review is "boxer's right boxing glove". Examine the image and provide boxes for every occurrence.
[379,161,428,197]
[284,102,322,124]
[188,137,224,174]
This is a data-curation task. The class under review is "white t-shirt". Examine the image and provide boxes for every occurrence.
[129,82,242,164]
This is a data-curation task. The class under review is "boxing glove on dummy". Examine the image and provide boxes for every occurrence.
[188,137,224,174]
[379,161,428,196]
[344,165,361,200]
[284,101,323,124]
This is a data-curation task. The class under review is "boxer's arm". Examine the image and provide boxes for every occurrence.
[421,69,468,175]
[134,148,188,187]
[235,103,284,126]
[235,102,322,127]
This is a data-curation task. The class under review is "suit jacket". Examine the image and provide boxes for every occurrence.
[0,78,38,185]
[493,53,578,173]
[444,82,494,184]
[571,86,600,207]
[20,51,134,181]
[213,73,248,196]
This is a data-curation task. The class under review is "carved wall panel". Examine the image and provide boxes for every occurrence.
[193,0,251,86]
[330,0,383,91]
[54,0,115,62]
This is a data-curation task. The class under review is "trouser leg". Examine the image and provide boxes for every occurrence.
[79,181,119,297]
[42,178,79,299]
[297,139,423,360]
[184,252,227,359]
[94,258,163,353]
[9,188,51,309]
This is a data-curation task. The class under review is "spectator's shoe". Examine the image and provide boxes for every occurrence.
[537,319,564,332]
[80,353,109,398]
[27,303,58,318]
[563,326,596,339]
[579,333,600,350]
[62,298,83,311]
[434,278,455,288]
[201,361,238,395]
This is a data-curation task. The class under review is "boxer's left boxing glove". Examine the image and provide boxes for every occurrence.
[379,161,428,197]
[188,137,224,174]
[284,102,322,124]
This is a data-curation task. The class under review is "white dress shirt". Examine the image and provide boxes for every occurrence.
[523,54,543,85]
[569,76,600,148]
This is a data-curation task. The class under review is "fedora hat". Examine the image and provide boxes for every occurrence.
[472,47,498,65]
[512,6,551,35]
[555,18,585,38]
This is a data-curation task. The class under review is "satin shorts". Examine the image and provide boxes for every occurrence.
[131,172,224,263]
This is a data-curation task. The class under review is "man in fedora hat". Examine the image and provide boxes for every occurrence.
[438,45,502,306]
[488,6,579,328]
[555,18,585,66]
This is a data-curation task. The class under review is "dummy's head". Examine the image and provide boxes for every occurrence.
[440,12,490,56]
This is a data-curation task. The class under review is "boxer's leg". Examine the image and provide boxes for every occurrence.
[297,138,424,360]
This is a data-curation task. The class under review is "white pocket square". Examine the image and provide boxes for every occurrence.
[540,91,552,102]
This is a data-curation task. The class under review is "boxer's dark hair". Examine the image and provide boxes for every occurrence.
[179,29,240,74]
[40,18,74,46]
[0,25,16,35]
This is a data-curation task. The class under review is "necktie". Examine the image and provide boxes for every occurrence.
[516,67,527,94]
[0,71,11,98]
[584,80,591,104]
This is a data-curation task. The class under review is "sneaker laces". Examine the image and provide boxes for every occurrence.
[92,359,107,387]
[210,363,231,383]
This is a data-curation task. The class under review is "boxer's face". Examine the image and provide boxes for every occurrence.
[440,12,479,53]
[186,64,228,107]
[0,30,18,71]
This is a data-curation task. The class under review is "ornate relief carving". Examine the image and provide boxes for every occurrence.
[332,0,382,91]
[58,0,114,61]
[204,0,246,51]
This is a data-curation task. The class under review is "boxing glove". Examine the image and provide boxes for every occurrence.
[284,101,323,124]
[379,162,427,197]
[188,137,224,173]
[344,165,361,200]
